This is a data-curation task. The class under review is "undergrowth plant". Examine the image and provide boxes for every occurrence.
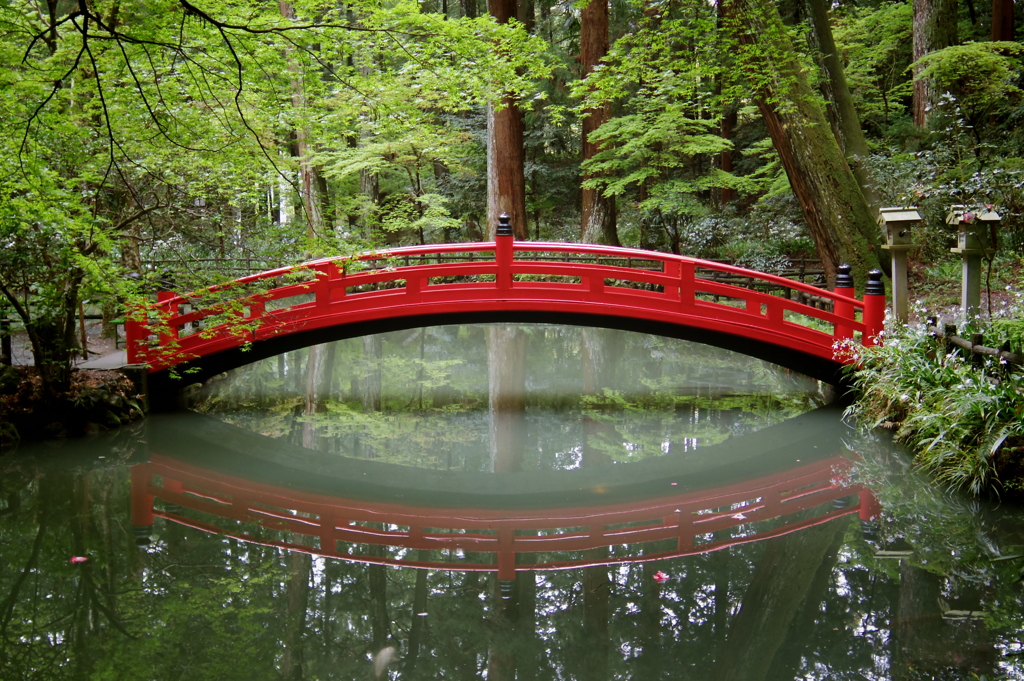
[843,321,1024,497]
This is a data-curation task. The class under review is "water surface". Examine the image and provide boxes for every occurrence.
[1,325,1022,680]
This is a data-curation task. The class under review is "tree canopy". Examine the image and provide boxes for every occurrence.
[3,0,1024,391]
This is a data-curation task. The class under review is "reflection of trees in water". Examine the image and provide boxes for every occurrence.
[191,324,824,470]
[3,429,1022,678]
[848,433,1021,680]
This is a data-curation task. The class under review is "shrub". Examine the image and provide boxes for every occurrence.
[844,320,1024,497]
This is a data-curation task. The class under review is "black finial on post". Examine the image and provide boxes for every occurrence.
[835,264,854,289]
[865,269,885,296]
[496,213,513,237]
[132,525,153,547]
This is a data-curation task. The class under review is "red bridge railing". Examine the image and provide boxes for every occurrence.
[131,455,867,578]
[126,235,886,372]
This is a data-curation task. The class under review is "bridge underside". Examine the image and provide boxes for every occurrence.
[146,310,848,411]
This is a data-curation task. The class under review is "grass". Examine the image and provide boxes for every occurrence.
[843,319,1024,498]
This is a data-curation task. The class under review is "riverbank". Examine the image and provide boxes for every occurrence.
[0,367,144,449]
[844,312,1024,500]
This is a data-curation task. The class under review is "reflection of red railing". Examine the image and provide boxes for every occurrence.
[126,238,885,372]
[131,455,864,579]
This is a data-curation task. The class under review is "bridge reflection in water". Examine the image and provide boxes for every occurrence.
[131,407,878,581]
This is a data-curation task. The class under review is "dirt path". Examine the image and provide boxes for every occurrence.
[4,320,121,366]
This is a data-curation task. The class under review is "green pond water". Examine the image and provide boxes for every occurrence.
[1,324,1022,680]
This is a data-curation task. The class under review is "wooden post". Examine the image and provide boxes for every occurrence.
[971,332,985,369]
[124,305,147,364]
[862,269,886,347]
[156,290,178,349]
[495,213,514,291]
[833,263,855,341]
[962,252,983,319]
[944,323,957,357]
[889,246,911,323]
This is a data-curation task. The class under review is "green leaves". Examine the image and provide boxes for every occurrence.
[832,2,913,132]
[845,321,1024,497]
[914,42,1024,127]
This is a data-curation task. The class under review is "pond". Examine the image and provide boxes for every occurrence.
[1,324,1022,680]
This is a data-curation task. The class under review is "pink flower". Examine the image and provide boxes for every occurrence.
[962,211,976,223]
[653,571,670,583]
[69,556,88,564]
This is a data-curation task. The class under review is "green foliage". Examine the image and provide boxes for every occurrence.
[0,0,556,386]
[844,320,1024,497]
[832,2,914,133]
[582,111,734,200]
[914,42,1024,130]
[574,0,782,252]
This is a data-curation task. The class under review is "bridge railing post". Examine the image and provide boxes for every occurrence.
[124,306,147,364]
[155,290,179,349]
[497,526,516,584]
[833,263,855,341]
[495,213,514,290]
[862,269,886,347]
[130,465,155,542]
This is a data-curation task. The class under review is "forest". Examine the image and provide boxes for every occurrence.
[4,1,1024,673]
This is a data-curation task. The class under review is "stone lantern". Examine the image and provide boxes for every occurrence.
[946,205,1000,318]
[878,207,921,323]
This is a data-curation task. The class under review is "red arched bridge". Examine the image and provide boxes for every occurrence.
[126,234,886,392]
[131,453,872,580]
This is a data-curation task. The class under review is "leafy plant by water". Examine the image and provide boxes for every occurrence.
[843,321,1024,497]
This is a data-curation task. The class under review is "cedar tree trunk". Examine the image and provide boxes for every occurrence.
[580,0,619,245]
[731,0,884,285]
[913,0,959,127]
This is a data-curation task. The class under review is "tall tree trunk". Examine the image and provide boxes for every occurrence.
[580,563,611,681]
[764,517,849,679]
[281,549,312,680]
[487,0,528,239]
[807,0,882,217]
[280,0,323,242]
[403,561,430,675]
[487,573,519,681]
[709,516,849,681]
[487,325,527,473]
[717,1,737,208]
[992,0,1014,40]
[720,105,738,207]
[516,572,541,681]
[302,343,335,449]
[731,0,884,286]
[578,327,617,681]
[518,0,535,32]
[368,545,390,652]
[635,563,666,677]
[913,0,959,128]
[362,335,383,413]
[580,0,619,245]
